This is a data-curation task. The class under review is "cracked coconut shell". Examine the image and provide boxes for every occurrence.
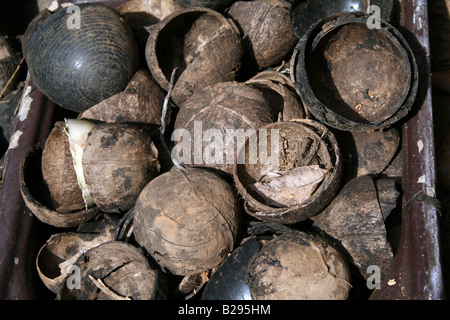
[145,7,242,107]
[227,0,297,70]
[82,123,160,213]
[173,81,275,174]
[133,167,241,276]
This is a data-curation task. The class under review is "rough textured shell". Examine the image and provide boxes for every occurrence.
[227,0,297,69]
[145,7,242,107]
[41,121,85,213]
[246,231,352,300]
[24,3,139,112]
[20,144,101,228]
[82,123,160,213]
[173,81,275,174]
[290,12,418,132]
[79,69,165,126]
[133,168,241,276]
[232,119,342,224]
[58,241,167,300]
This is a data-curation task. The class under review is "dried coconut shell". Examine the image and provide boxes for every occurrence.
[312,175,395,281]
[78,69,165,127]
[227,0,297,70]
[20,144,101,228]
[145,7,242,107]
[133,167,241,276]
[246,230,352,300]
[173,81,275,174]
[82,123,160,213]
[233,119,342,224]
[41,121,86,213]
[58,241,167,300]
[246,70,306,121]
[36,217,117,294]
[117,0,183,51]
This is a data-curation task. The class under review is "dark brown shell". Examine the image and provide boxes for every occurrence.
[173,81,275,174]
[20,144,101,228]
[246,230,352,300]
[246,70,306,121]
[312,175,395,281]
[291,12,418,132]
[41,121,85,213]
[227,0,297,70]
[78,68,165,127]
[23,3,139,112]
[133,167,241,276]
[174,0,235,10]
[145,7,242,107]
[36,222,116,294]
[58,241,167,300]
[232,119,342,224]
[82,123,160,213]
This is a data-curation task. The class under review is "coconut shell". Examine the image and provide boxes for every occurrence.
[246,70,306,121]
[173,81,275,174]
[82,123,160,213]
[312,175,395,281]
[58,241,167,300]
[79,69,165,126]
[0,34,20,97]
[20,144,101,228]
[117,0,183,51]
[233,119,342,224]
[36,220,116,294]
[245,230,352,300]
[41,121,86,213]
[291,12,418,132]
[145,7,242,107]
[335,127,400,180]
[227,0,297,70]
[133,167,241,276]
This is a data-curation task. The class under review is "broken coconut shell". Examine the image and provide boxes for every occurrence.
[133,167,241,276]
[245,230,352,300]
[36,217,117,294]
[246,70,306,121]
[291,12,418,132]
[335,127,401,180]
[58,241,167,300]
[145,7,242,107]
[233,119,342,224]
[173,81,275,174]
[174,0,235,10]
[82,122,160,213]
[312,175,395,282]
[117,0,183,51]
[20,143,101,228]
[78,68,165,127]
[41,120,95,213]
[227,0,297,70]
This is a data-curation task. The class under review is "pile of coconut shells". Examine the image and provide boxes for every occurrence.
[17,0,419,300]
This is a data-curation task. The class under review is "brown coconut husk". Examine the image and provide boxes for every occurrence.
[173,81,275,174]
[233,119,342,224]
[36,217,117,294]
[245,230,352,300]
[20,144,101,228]
[312,175,395,282]
[78,69,166,127]
[246,70,307,121]
[58,241,167,300]
[227,0,297,70]
[133,167,241,276]
[145,7,242,107]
